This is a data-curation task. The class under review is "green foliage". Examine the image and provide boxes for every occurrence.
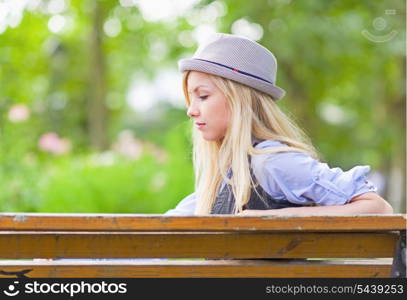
[39,153,163,213]
[0,121,193,213]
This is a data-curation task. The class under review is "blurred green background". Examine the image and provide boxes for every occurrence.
[0,0,405,213]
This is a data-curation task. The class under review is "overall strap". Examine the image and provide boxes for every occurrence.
[211,140,301,214]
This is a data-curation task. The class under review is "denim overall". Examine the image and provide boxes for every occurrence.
[211,141,302,214]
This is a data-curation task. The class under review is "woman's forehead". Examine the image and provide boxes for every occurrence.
[188,84,211,94]
[187,71,214,91]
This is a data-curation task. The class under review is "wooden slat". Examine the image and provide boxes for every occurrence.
[0,231,398,259]
[0,214,405,232]
[0,259,392,278]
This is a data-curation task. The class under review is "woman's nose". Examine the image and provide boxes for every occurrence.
[187,103,200,118]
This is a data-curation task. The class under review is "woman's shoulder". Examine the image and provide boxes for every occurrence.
[254,139,287,149]
[253,139,309,158]
[251,138,314,169]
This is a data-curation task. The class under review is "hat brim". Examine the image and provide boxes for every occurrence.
[178,59,286,100]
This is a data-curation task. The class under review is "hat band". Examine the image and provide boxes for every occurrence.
[193,58,273,84]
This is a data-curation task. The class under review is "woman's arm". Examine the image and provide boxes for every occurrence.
[237,192,394,216]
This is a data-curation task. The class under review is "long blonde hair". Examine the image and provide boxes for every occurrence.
[182,71,319,215]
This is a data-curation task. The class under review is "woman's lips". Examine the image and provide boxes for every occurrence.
[195,122,206,130]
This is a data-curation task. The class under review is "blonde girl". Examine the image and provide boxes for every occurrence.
[165,33,392,216]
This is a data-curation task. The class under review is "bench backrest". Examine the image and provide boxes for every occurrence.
[0,214,405,278]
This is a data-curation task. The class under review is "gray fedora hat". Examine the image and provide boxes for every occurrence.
[178,33,285,100]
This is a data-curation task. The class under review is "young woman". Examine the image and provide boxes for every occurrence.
[165,33,393,216]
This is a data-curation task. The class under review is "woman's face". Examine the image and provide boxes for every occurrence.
[186,71,231,141]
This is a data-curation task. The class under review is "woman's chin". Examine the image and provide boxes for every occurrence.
[202,133,224,142]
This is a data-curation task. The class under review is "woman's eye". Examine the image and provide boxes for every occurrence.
[199,95,208,100]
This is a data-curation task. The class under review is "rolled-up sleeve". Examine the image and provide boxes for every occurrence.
[163,193,197,215]
[256,152,377,206]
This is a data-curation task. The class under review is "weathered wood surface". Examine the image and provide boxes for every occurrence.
[0,259,392,278]
[0,214,404,278]
[0,231,399,259]
[0,214,405,232]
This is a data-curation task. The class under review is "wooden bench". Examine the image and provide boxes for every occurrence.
[0,213,405,278]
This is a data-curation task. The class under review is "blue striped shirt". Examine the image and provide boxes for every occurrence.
[164,139,377,215]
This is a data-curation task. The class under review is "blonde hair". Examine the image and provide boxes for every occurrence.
[182,71,319,215]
